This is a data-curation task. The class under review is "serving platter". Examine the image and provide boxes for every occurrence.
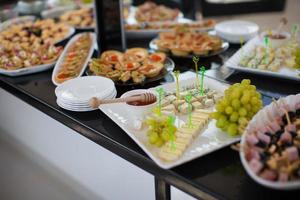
[99,77,240,169]
[225,36,300,81]
[240,94,300,190]
[86,57,175,86]
[52,32,96,86]
[0,62,55,77]
[149,37,229,58]
[0,16,75,45]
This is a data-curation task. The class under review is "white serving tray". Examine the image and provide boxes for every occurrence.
[52,32,96,86]
[225,36,300,81]
[0,62,55,77]
[240,94,300,190]
[99,77,240,169]
[0,16,75,44]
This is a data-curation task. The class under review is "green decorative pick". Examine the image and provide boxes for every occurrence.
[173,70,181,100]
[167,115,176,151]
[240,37,244,55]
[199,66,205,96]
[192,56,200,89]
[155,87,165,116]
[185,92,193,128]
[292,24,299,40]
[264,36,270,64]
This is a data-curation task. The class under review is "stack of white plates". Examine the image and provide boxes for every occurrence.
[55,76,116,112]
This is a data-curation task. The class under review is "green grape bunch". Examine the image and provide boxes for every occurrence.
[146,116,177,147]
[211,79,263,136]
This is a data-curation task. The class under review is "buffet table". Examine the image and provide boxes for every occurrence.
[1,39,300,199]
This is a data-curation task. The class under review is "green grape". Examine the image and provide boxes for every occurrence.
[231,88,242,99]
[216,103,225,113]
[221,98,230,107]
[225,106,233,115]
[216,119,225,128]
[231,99,241,110]
[238,117,248,126]
[229,112,239,122]
[227,123,238,136]
[256,92,261,99]
[155,138,164,147]
[149,132,159,144]
[161,131,170,142]
[238,108,247,117]
[241,95,250,105]
[211,112,220,119]
[245,104,252,111]
[250,97,259,105]
[248,85,256,91]
[241,79,251,85]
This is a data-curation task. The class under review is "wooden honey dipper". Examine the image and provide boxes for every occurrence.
[89,93,157,108]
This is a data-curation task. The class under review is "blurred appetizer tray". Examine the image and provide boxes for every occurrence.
[0,63,55,77]
[52,32,96,86]
[225,36,300,81]
[99,77,240,169]
[0,16,75,44]
[86,57,174,86]
[149,36,229,58]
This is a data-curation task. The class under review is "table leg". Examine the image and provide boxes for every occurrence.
[155,177,171,200]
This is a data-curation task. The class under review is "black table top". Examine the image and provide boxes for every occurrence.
[1,39,300,200]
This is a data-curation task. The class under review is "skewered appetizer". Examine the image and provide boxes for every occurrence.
[125,19,216,31]
[0,19,71,50]
[239,41,299,72]
[89,48,167,84]
[244,100,300,182]
[59,8,95,28]
[135,1,180,22]
[54,33,93,84]
[155,28,223,56]
[160,86,222,115]
[0,44,63,70]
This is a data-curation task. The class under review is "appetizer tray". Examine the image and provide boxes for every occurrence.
[86,57,174,86]
[52,32,96,86]
[149,37,229,58]
[240,94,300,190]
[99,77,240,169]
[0,62,55,77]
[125,18,192,38]
[225,36,300,81]
[0,16,75,45]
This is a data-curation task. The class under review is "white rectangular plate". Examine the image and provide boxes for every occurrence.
[225,36,300,81]
[99,77,240,169]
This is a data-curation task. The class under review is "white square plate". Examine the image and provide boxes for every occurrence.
[225,36,300,81]
[99,77,240,169]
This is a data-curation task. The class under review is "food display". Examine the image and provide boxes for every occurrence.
[89,48,172,84]
[238,42,299,72]
[0,44,63,70]
[0,18,73,49]
[134,1,180,22]
[152,28,225,57]
[125,19,216,31]
[53,33,94,85]
[242,95,300,185]
[59,7,95,28]
[211,79,263,136]
[225,31,300,81]
[142,80,225,162]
